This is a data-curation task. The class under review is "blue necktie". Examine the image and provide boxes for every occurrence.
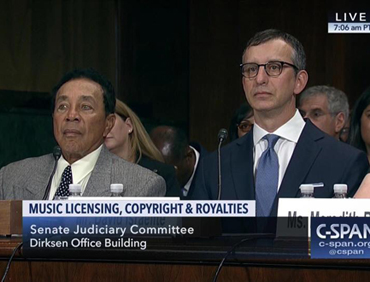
[55,165,72,198]
[255,134,280,217]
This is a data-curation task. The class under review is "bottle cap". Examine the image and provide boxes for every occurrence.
[299,184,314,194]
[333,184,348,194]
[69,184,82,193]
[110,183,124,193]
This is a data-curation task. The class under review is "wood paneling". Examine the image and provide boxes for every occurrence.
[189,0,370,150]
[2,0,370,160]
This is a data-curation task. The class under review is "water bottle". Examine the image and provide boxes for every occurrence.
[299,184,314,198]
[69,184,82,197]
[333,184,347,198]
[110,183,123,197]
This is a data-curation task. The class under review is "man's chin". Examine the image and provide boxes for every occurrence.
[253,105,275,112]
[59,144,84,160]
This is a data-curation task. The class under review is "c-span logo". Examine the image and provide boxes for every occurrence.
[311,217,370,258]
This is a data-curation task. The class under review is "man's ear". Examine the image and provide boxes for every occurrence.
[335,112,346,134]
[293,70,309,95]
[184,146,195,163]
[104,114,116,137]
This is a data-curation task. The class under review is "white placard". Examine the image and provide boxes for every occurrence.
[277,198,370,238]
[278,198,370,218]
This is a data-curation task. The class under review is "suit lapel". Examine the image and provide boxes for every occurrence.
[83,146,112,197]
[24,155,55,199]
[231,131,255,200]
[278,121,324,198]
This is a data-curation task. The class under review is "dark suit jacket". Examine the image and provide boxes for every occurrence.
[182,142,208,200]
[138,156,181,197]
[191,120,369,216]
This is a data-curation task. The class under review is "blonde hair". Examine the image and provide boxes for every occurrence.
[115,99,164,163]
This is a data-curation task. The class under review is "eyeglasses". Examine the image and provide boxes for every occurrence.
[237,121,253,133]
[240,61,298,78]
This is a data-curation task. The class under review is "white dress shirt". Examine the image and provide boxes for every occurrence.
[48,145,103,199]
[182,146,200,196]
[253,110,305,191]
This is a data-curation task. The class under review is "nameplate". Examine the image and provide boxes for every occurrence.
[276,199,370,238]
[278,198,370,218]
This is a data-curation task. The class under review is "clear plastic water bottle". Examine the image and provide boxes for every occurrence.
[333,184,347,198]
[110,183,123,197]
[299,184,314,198]
[69,184,82,197]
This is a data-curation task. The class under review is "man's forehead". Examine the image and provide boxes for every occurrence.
[300,96,329,112]
[244,39,293,62]
[302,94,328,106]
[56,94,97,102]
[56,78,103,99]
[160,142,172,156]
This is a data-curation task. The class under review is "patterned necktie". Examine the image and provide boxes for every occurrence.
[255,134,280,217]
[55,165,72,198]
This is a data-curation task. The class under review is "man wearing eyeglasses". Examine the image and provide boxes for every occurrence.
[192,29,368,217]
[298,85,349,140]
[229,102,254,142]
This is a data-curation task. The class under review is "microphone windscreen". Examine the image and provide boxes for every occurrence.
[53,146,62,160]
[218,128,228,141]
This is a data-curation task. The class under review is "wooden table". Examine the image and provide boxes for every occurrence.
[1,236,370,282]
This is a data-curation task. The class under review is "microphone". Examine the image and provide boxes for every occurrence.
[218,128,228,143]
[217,129,228,200]
[42,146,62,200]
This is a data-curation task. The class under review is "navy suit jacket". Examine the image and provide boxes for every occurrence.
[191,120,369,216]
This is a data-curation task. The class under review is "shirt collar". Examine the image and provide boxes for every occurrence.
[253,109,305,145]
[183,146,200,192]
[56,145,103,184]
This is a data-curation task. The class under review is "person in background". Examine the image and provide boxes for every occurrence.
[298,85,349,140]
[105,99,180,197]
[229,102,254,142]
[0,68,165,199]
[150,125,208,199]
[339,114,351,142]
[348,86,370,164]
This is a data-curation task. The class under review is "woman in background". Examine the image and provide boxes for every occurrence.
[105,99,180,197]
[348,86,370,164]
[350,87,370,198]
[228,102,254,142]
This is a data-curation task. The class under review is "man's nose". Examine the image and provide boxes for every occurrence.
[255,65,268,84]
[66,107,81,121]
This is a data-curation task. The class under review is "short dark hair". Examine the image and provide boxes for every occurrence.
[348,86,370,153]
[51,68,116,115]
[243,29,306,71]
